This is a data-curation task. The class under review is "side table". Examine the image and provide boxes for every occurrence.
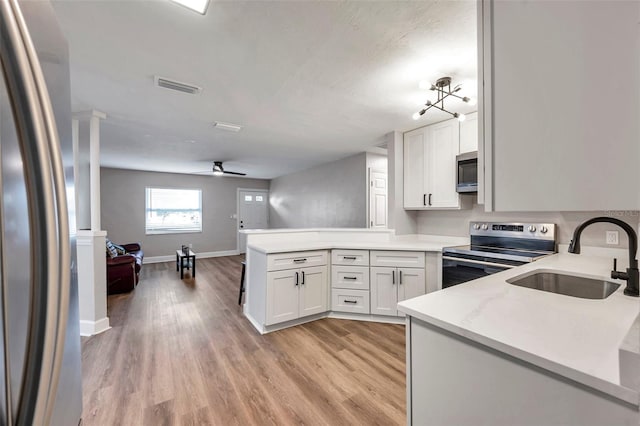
[176,249,196,279]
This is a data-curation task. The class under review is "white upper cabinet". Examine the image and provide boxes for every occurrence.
[459,112,478,154]
[479,0,640,211]
[404,118,463,210]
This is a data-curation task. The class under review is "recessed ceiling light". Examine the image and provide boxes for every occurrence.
[213,121,242,132]
[170,0,210,15]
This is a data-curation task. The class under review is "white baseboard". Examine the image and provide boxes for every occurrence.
[144,249,240,264]
[80,317,111,337]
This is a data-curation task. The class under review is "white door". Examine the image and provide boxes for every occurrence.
[397,267,426,317]
[238,189,269,253]
[298,266,328,318]
[428,120,460,208]
[403,128,427,208]
[266,270,299,325]
[368,168,388,228]
[370,267,398,316]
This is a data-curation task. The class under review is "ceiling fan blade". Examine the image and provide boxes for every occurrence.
[223,170,246,176]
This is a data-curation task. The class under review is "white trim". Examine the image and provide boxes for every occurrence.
[79,317,110,337]
[143,249,239,264]
[328,311,405,325]
[237,188,270,254]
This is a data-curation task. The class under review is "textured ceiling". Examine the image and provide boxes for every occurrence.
[52,0,477,179]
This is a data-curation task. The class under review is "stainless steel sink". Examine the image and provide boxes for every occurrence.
[507,270,621,299]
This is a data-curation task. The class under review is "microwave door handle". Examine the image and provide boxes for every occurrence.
[0,2,71,425]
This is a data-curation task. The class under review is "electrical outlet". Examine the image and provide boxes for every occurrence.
[606,231,619,245]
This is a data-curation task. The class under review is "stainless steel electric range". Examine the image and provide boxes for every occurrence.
[442,222,557,288]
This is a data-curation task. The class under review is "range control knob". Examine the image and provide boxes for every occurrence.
[540,226,548,234]
[528,225,537,232]
[473,224,481,230]
[481,223,489,230]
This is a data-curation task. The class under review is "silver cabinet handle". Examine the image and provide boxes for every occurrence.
[295,272,299,286]
[392,270,395,285]
[0,2,70,423]
[343,276,357,280]
[344,300,358,304]
[342,256,357,260]
[293,258,307,263]
[301,271,305,285]
[399,270,403,284]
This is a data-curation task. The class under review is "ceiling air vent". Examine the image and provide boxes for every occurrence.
[154,76,202,95]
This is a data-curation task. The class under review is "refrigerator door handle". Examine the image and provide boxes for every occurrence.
[0,1,71,425]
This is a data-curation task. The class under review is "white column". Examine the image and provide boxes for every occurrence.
[72,109,108,336]
[89,114,102,230]
[76,230,110,336]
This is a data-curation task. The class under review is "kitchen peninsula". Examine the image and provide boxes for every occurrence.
[241,228,467,334]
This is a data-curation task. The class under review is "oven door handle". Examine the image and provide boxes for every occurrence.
[442,256,518,269]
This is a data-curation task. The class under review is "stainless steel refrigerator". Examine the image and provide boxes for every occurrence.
[0,0,83,424]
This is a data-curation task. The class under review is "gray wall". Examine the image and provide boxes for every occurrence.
[417,201,640,248]
[101,168,269,257]
[269,153,367,228]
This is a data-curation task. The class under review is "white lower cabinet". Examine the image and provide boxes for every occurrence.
[371,266,425,317]
[266,265,328,326]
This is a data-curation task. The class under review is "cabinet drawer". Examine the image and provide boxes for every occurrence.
[370,251,425,268]
[267,250,327,271]
[331,265,370,290]
[331,249,370,266]
[331,289,370,314]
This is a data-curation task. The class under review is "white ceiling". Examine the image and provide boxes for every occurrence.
[52,0,477,179]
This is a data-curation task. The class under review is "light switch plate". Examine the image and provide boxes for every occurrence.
[606,231,619,245]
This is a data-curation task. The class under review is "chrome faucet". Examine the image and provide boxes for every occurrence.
[568,217,639,297]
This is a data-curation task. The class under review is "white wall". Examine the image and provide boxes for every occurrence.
[386,131,418,235]
[269,153,367,228]
[101,168,269,257]
[417,201,640,248]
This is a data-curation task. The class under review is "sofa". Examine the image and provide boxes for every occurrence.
[106,242,144,295]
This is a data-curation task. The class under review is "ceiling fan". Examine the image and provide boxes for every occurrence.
[194,161,246,176]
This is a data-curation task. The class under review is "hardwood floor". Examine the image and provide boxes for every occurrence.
[81,255,406,425]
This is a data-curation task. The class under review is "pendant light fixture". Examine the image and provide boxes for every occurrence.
[412,77,476,122]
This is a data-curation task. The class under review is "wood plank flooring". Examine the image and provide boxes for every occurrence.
[80,255,406,425]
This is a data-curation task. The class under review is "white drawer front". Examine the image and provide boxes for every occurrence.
[331,249,370,266]
[331,289,370,314]
[331,265,370,290]
[267,250,328,271]
[370,250,425,268]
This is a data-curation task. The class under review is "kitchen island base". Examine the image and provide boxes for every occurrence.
[407,317,638,426]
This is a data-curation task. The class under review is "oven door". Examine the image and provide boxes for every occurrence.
[442,256,517,288]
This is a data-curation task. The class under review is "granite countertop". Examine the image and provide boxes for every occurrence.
[398,253,640,405]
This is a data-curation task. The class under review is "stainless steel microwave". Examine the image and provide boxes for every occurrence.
[456,151,478,193]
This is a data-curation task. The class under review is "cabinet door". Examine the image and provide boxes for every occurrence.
[298,266,328,318]
[266,270,299,325]
[370,267,398,316]
[459,112,478,154]
[397,268,426,317]
[403,128,427,208]
[428,119,460,208]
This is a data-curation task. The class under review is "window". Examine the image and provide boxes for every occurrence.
[255,195,264,202]
[145,187,202,234]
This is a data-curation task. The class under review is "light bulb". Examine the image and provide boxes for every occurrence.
[418,80,430,90]
[412,112,421,120]
[457,113,466,122]
[213,171,224,176]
